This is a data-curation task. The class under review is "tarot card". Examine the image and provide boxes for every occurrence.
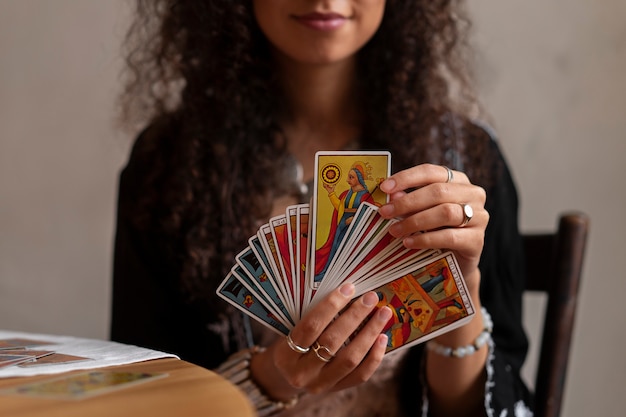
[317,202,381,288]
[285,205,303,317]
[217,271,290,335]
[235,246,293,325]
[231,264,293,327]
[1,350,54,362]
[249,234,293,315]
[0,354,34,369]
[309,151,391,288]
[0,338,54,350]
[369,251,474,353]
[296,204,313,316]
[19,353,91,367]
[359,248,442,290]
[0,371,167,400]
[308,200,379,301]
[327,209,394,283]
[269,214,297,309]
[258,223,296,317]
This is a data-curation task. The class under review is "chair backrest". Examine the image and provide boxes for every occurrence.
[522,212,589,417]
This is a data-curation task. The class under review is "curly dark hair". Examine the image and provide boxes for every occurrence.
[118,0,493,308]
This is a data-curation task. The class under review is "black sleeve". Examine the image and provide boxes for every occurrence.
[398,134,533,416]
[109,126,230,369]
[478,138,533,414]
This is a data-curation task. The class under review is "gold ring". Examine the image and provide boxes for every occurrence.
[444,166,454,183]
[459,203,473,227]
[312,341,335,363]
[286,333,309,354]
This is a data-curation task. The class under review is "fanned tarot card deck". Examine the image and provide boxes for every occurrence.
[218,151,475,353]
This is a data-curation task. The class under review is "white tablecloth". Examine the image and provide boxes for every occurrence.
[0,329,179,378]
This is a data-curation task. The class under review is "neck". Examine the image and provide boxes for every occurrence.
[275,54,361,153]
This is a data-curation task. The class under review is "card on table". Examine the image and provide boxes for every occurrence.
[0,350,55,368]
[0,354,34,369]
[0,371,167,400]
[0,338,54,350]
[18,352,92,367]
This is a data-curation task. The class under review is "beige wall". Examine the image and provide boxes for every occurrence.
[1,1,624,416]
[470,1,626,416]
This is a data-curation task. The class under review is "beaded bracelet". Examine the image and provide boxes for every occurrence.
[426,307,493,358]
[215,346,299,416]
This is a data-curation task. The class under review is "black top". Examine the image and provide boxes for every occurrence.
[111,120,532,416]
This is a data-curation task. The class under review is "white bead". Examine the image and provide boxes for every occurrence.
[426,308,495,358]
[455,347,468,357]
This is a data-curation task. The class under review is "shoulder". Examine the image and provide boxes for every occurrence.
[120,114,183,192]
[458,117,516,198]
[468,120,518,197]
[125,114,182,173]
[467,120,507,164]
[117,114,184,228]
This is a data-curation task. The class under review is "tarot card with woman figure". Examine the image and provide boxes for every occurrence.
[309,151,391,289]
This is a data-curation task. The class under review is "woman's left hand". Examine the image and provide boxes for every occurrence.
[378,163,488,293]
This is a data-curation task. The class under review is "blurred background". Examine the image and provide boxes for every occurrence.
[0,1,624,415]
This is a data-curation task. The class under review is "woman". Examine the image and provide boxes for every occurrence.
[111,1,532,416]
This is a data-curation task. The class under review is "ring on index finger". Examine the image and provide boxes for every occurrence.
[443,166,454,183]
[286,332,310,354]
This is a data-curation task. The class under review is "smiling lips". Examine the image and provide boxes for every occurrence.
[292,12,349,31]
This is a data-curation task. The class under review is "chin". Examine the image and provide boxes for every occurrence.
[281,45,358,66]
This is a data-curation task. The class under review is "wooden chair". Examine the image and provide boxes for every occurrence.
[522,212,589,417]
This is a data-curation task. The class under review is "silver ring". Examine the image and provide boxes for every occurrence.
[312,341,335,363]
[459,203,473,227]
[444,166,454,183]
[286,333,309,354]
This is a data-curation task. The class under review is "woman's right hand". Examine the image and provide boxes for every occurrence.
[250,283,392,401]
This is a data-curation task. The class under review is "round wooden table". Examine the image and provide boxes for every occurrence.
[0,358,255,417]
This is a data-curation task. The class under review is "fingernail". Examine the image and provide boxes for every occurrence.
[378,306,392,321]
[380,179,395,192]
[403,237,414,247]
[379,204,394,217]
[362,292,379,307]
[378,334,389,348]
[389,223,402,236]
[340,283,355,297]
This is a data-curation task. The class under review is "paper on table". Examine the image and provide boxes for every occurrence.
[0,330,179,378]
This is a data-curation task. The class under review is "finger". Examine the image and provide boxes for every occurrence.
[309,291,381,358]
[308,306,392,392]
[380,163,469,195]
[401,220,487,253]
[331,333,388,392]
[289,283,356,349]
[388,202,487,238]
[380,182,485,220]
[297,291,381,372]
